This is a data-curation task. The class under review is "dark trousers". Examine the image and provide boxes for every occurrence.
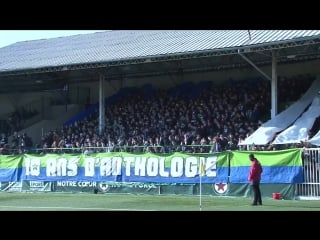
[251,181,262,205]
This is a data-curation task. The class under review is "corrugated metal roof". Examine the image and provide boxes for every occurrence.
[0,30,320,72]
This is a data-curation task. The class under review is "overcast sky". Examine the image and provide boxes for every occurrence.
[0,30,106,48]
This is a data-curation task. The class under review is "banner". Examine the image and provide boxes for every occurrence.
[18,152,228,183]
[229,148,303,183]
[0,149,303,184]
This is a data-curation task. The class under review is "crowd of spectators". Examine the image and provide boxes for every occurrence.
[37,75,315,154]
[1,74,316,155]
[0,107,38,137]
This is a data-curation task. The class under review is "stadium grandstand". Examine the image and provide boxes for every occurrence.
[0,30,320,199]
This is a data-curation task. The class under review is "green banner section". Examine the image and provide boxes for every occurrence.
[0,155,23,168]
[230,148,302,167]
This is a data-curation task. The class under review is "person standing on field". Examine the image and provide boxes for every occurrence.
[248,153,263,205]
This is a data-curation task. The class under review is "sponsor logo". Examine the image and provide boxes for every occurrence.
[212,182,229,195]
[99,183,110,192]
[56,181,97,187]
[30,181,45,187]
[6,182,23,192]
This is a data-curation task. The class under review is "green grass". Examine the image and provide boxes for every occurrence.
[1,193,320,211]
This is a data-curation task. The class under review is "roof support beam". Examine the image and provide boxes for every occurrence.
[99,74,105,135]
[238,51,272,81]
[271,50,278,118]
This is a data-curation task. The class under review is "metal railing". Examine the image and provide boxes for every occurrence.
[296,148,320,199]
[3,144,223,155]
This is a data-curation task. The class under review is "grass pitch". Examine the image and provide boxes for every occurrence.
[0,192,320,211]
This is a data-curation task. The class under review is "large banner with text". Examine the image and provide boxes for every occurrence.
[0,149,303,184]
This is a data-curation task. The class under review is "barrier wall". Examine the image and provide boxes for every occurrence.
[0,180,295,200]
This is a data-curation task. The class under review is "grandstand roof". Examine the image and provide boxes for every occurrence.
[1,30,320,72]
[1,30,320,93]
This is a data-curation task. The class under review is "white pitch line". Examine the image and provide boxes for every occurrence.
[0,205,155,211]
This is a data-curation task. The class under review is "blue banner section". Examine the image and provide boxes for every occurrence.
[121,167,229,184]
[0,168,21,182]
[229,166,304,183]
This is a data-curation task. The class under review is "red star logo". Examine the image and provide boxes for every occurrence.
[216,183,225,191]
